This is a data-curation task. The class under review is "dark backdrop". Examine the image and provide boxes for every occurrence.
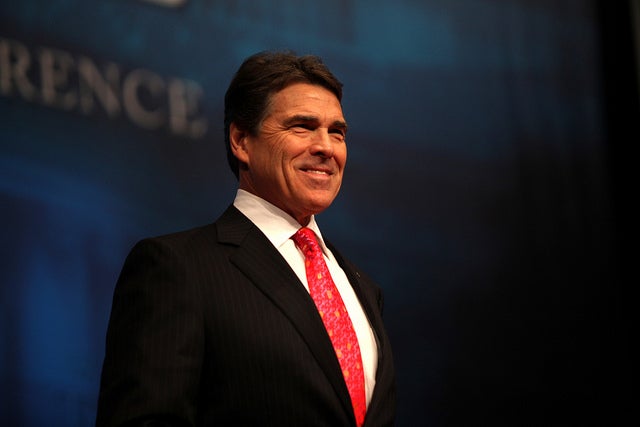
[1,1,635,425]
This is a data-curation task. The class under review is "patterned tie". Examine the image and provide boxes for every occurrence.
[292,227,366,426]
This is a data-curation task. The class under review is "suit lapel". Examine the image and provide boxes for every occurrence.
[327,241,386,351]
[327,242,392,417]
[216,206,355,421]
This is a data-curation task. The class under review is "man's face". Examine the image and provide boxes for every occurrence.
[236,83,347,225]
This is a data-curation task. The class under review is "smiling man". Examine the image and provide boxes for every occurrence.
[230,82,347,225]
[96,51,396,427]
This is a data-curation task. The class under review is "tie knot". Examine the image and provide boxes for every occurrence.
[292,227,321,256]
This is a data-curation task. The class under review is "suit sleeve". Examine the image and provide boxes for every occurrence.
[96,238,204,427]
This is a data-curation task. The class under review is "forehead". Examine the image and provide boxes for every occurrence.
[266,83,344,119]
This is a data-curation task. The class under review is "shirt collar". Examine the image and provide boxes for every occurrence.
[233,189,329,254]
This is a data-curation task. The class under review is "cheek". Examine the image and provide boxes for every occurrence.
[272,136,298,162]
[337,146,347,169]
[258,141,288,173]
[280,144,307,169]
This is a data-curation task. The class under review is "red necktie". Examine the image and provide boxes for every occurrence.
[292,227,366,426]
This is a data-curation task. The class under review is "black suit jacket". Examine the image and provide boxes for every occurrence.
[97,206,396,426]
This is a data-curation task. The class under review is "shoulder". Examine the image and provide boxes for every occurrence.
[326,239,379,283]
[129,204,251,258]
[325,239,385,307]
[142,222,219,253]
[119,223,217,275]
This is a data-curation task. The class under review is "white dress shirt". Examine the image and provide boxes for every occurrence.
[233,189,378,405]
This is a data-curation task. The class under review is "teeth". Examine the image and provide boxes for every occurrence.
[304,169,328,175]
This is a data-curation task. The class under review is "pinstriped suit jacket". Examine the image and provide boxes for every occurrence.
[96,205,396,426]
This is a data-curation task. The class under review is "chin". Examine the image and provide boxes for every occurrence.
[293,190,339,214]
[305,200,334,215]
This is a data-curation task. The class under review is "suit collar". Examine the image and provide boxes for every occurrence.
[215,205,256,246]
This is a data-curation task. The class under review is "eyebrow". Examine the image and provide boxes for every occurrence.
[283,115,348,132]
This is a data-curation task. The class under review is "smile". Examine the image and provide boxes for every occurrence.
[301,168,332,176]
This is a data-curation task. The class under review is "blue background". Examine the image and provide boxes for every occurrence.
[1,0,634,425]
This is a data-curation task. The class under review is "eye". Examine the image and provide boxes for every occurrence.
[291,123,314,131]
[329,128,346,139]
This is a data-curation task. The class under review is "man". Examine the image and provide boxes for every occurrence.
[96,51,396,426]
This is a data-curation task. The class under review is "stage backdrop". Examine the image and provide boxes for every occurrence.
[0,1,628,425]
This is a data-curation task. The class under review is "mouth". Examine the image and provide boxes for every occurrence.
[300,167,333,176]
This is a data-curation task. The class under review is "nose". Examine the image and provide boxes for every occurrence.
[310,129,335,158]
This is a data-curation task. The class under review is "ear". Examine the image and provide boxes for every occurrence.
[229,122,250,165]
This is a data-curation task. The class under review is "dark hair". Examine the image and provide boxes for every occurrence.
[224,51,343,179]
